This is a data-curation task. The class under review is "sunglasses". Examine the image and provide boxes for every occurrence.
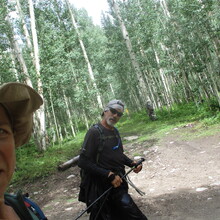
[109,108,123,117]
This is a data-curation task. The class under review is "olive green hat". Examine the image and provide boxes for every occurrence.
[0,82,43,147]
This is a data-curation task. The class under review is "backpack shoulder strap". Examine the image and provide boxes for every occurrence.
[4,191,35,220]
[113,126,120,137]
[4,191,47,220]
[93,124,105,163]
[93,124,121,162]
[23,196,47,220]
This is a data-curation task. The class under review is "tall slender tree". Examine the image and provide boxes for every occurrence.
[28,0,47,151]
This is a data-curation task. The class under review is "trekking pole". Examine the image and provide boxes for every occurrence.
[74,158,145,220]
[95,157,146,220]
[94,158,145,220]
[94,189,110,220]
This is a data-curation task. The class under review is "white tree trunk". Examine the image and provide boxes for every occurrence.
[5,15,33,86]
[206,60,220,106]
[109,83,115,96]
[82,109,89,130]
[111,0,149,104]
[160,0,171,18]
[154,49,173,104]
[9,50,19,81]
[49,88,60,141]
[66,0,103,109]
[16,0,33,54]
[28,0,47,151]
[63,90,76,137]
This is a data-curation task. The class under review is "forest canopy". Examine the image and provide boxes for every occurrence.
[0,0,219,151]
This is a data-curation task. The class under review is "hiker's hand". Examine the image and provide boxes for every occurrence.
[111,175,122,188]
[108,172,122,188]
[133,164,142,173]
[132,161,142,173]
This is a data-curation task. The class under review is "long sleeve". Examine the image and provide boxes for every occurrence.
[78,153,110,177]
[123,153,133,167]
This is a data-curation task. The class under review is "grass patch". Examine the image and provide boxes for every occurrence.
[117,102,219,145]
[12,132,85,185]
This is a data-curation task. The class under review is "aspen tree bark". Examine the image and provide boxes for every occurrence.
[49,88,60,141]
[154,49,174,104]
[138,41,158,108]
[160,0,171,18]
[68,58,90,130]
[139,40,162,108]
[9,50,19,81]
[197,1,220,63]
[28,0,47,151]
[140,46,164,107]
[58,126,63,141]
[130,89,142,111]
[65,0,103,109]
[142,71,158,108]
[111,0,149,104]
[197,54,215,100]
[63,90,76,137]
[109,83,115,97]
[11,40,32,86]
[16,0,33,56]
[206,54,220,106]
[82,109,89,130]
[197,74,210,99]
[183,71,193,102]
[68,96,79,133]
[5,15,33,86]
[202,71,215,95]
[5,3,46,150]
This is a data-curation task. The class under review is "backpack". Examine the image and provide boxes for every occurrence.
[4,190,47,220]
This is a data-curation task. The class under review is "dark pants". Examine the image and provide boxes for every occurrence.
[89,186,148,220]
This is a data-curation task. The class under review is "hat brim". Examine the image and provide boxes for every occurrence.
[0,82,43,147]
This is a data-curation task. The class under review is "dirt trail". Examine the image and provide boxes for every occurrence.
[13,125,220,220]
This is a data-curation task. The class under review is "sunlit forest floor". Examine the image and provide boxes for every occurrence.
[11,122,220,220]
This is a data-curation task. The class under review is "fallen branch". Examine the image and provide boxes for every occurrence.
[58,155,80,171]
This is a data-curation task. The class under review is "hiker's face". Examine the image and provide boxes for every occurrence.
[0,105,15,199]
[104,108,122,127]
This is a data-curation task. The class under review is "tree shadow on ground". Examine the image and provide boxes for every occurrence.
[135,185,220,220]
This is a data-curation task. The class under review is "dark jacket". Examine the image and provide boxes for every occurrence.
[78,123,133,209]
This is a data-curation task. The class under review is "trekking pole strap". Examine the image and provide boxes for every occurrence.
[125,175,145,196]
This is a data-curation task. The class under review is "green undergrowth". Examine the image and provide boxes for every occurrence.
[11,132,85,186]
[11,102,219,187]
[116,103,219,146]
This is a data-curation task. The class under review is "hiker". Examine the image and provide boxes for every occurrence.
[78,100,148,220]
[146,100,157,121]
[0,82,45,219]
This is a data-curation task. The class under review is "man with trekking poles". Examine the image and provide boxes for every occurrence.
[77,100,148,220]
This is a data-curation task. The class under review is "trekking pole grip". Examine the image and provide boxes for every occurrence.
[134,158,145,168]
[123,158,145,178]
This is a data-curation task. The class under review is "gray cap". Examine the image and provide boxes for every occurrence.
[105,99,124,112]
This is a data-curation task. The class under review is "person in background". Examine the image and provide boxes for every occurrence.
[78,100,148,220]
[0,82,44,219]
[146,100,157,121]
